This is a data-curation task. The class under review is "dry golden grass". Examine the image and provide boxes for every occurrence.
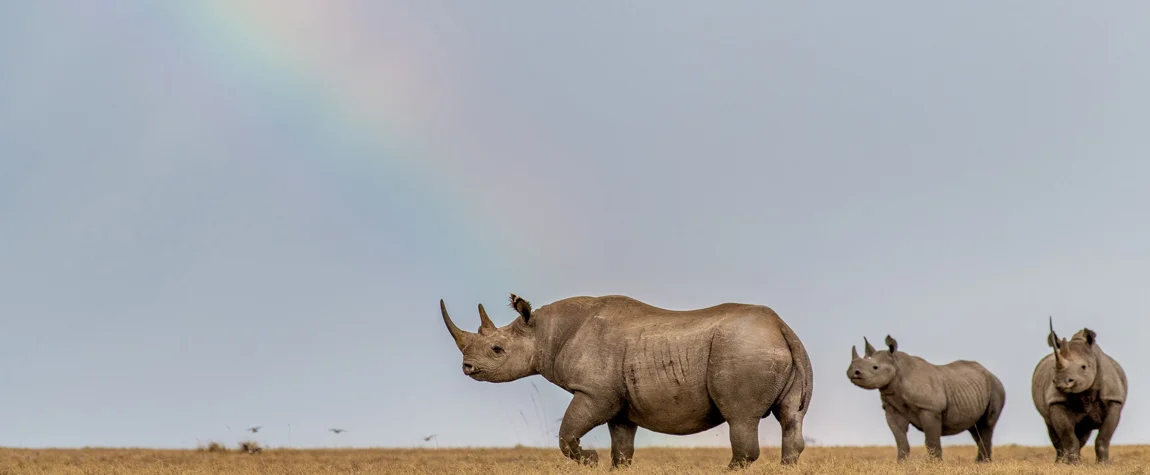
[1,445,1148,475]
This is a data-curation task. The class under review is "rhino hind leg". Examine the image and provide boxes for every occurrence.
[970,399,1002,462]
[726,417,761,470]
[771,380,808,465]
[968,423,995,462]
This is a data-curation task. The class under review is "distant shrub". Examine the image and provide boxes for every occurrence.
[238,441,263,455]
[197,441,229,453]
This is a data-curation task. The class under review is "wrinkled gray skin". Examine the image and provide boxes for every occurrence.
[1032,318,1128,464]
[439,294,814,469]
[846,335,1005,462]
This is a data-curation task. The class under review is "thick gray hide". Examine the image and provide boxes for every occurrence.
[846,336,1005,462]
[440,294,814,469]
[1032,321,1128,464]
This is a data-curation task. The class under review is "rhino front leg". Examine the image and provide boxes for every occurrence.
[919,410,943,460]
[558,392,617,467]
[607,418,637,468]
[884,410,911,462]
[1095,402,1123,464]
[1049,404,1082,463]
[1045,422,1065,462]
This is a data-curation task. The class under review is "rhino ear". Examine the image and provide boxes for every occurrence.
[851,345,860,361]
[1082,328,1096,346]
[885,335,898,354]
[509,293,533,324]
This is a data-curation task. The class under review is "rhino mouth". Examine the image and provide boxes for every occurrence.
[464,365,498,381]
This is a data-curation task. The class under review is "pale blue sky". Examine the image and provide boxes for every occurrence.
[1,1,1147,450]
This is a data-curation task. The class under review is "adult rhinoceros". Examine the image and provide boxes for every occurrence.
[438,293,814,469]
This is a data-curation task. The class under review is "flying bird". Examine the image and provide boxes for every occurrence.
[423,434,437,442]
[330,428,346,434]
[247,426,262,433]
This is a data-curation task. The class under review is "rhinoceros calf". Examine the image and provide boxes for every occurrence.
[846,335,1005,462]
[1032,318,1128,464]
[438,294,814,469]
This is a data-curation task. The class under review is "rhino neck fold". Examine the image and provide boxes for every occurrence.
[529,302,595,381]
[877,366,904,396]
[878,378,902,396]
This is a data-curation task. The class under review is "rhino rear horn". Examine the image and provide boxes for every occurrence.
[477,303,497,335]
[863,337,876,357]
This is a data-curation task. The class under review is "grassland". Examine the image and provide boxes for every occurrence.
[1,445,1148,474]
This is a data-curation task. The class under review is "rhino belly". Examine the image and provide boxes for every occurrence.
[622,343,722,435]
[625,383,722,435]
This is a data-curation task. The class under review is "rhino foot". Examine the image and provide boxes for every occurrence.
[609,456,632,470]
[727,457,759,470]
[1059,453,1082,465]
[579,450,599,467]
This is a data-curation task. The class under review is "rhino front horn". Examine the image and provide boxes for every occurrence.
[440,299,475,350]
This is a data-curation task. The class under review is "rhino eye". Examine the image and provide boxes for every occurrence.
[872,365,878,370]
[1081,365,1087,370]
[492,345,505,355]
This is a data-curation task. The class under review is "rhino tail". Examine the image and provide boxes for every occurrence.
[779,320,813,412]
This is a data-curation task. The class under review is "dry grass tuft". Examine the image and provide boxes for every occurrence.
[0,445,1148,474]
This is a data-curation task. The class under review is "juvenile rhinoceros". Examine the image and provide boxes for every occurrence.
[438,293,814,469]
[1032,318,1128,464]
[846,335,1005,462]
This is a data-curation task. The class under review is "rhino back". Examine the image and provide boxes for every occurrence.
[539,296,744,392]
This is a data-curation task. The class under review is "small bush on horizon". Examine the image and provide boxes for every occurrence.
[196,441,228,453]
[238,441,263,455]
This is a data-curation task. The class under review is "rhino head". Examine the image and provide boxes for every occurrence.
[846,335,900,390]
[440,293,539,383]
[1047,317,1098,394]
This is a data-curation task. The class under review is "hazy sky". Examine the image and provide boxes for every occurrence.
[1,1,1148,450]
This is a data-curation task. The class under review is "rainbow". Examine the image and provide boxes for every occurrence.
[136,1,545,284]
